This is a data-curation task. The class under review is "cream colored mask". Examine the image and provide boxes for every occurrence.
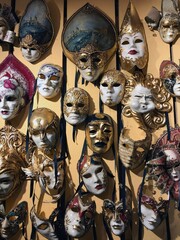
[85,113,114,154]
[37,64,63,99]
[119,1,148,72]
[100,69,126,107]
[63,87,89,125]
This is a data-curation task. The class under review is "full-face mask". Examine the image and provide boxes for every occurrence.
[0,201,27,239]
[19,0,54,63]
[0,4,17,43]
[119,1,149,72]
[160,60,180,97]
[37,64,63,99]
[28,108,59,152]
[64,194,96,238]
[100,69,126,107]
[30,206,59,240]
[138,183,169,231]
[77,155,107,195]
[102,186,132,236]
[158,0,180,44]
[61,3,117,82]
[0,54,35,121]
[119,128,152,170]
[63,88,89,125]
[85,113,114,154]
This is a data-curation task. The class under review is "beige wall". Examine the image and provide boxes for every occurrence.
[0,0,180,239]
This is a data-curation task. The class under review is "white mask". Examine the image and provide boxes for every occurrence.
[120,32,145,62]
[37,64,63,99]
[21,47,41,63]
[130,84,155,113]
[110,217,125,236]
[173,78,180,96]
[164,149,180,182]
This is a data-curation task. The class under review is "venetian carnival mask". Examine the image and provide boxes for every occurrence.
[30,206,59,240]
[29,108,59,151]
[119,128,152,170]
[37,64,63,99]
[160,60,180,97]
[102,186,132,236]
[130,84,155,113]
[100,69,126,107]
[119,1,148,72]
[145,6,161,31]
[19,0,54,62]
[138,183,169,231]
[0,201,27,239]
[0,54,35,121]
[61,3,117,82]
[0,4,17,43]
[158,0,180,43]
[64,194,96,238]
[63,88,89,125]
[85,113,114,154]
[77,155,107,195]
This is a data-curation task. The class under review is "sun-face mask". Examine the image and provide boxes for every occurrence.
[138,183,169,231]
[19,0,54,63]
[28,108,59,152]
[85,113,114,154]
[0,54,35,121]
[0,201,27,239]
[63,88,89,125]
[61,3,117,82]
[100,69,126,107]
[119,1,148,72]
[37,64,63,99]
[0,4,17,43]
[160,60,180,97]
[119,128,152,170]
[77,155,107,195]
[30,206,59,240]
[64,194,96,238]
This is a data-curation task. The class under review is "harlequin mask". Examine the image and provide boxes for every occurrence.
[61,3,117,82]
[130,84,155,113]
[63,88,89,125]
[19,0,54,62]
[158,0,180,43]
[0,54,35,121]
[77,155,107,195]
[119,1,148,72]
[0,4,17,43]
[119,128,152,170]
[37,64,63,99]
[138,183,169,230]
[64,194,96,238]
[100,69,126,107]
[160,60,180,97]
[0,201,27,239]
[30,206,59,240]
[85,113,114,154]
[29,108,59,151]
[103,186,132,236]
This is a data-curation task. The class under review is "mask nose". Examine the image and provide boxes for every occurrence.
[1,217,10,229]
[0,97,7,108]
[139,95,146,104]
[40,131,46,140]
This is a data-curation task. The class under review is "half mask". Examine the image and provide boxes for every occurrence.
[119,1,149,72]
[100,69,126,107]
[0,201,27,239]
[64,194,96,238]
[77,154,107,195]
[29,108,59,152]
[85,113,114,154]
[19,0,54,62]
[119,128,152,170]
[160,60,180,97]
[63,87,89,125]
[37,64,63,99]
[0,54,35,121]
[61,3,117,82]
[30,206,59,240]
